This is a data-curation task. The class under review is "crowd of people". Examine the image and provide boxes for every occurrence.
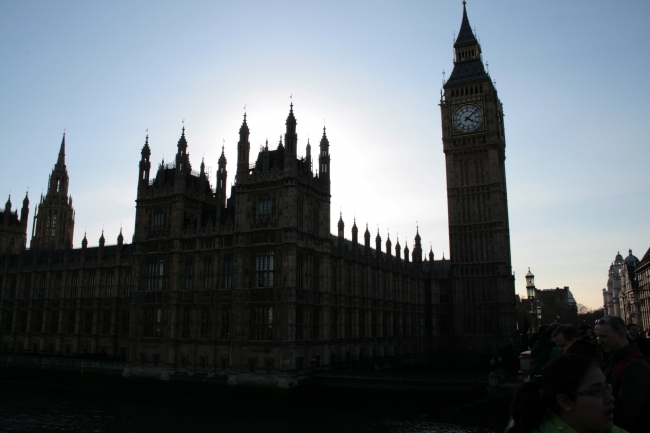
[507,316,650,433]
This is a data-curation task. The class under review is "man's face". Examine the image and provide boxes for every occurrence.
[628,326,639,339]
[552,334,575,354]
[595,323,625,353]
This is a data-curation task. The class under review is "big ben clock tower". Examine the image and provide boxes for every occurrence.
[440,2,516,354]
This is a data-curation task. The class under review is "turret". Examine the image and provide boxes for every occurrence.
[236,113,250,179]
[412,227,422,263]
[351,218,358,250]
[285,103,297,156]
[21,192,29,228]
[81,232,88,250]
[395,236,401,261]
[175,127,191,173]
[217,145,228,208]
[319,126,330,179]
[139,135,151,186]
[117,228,124,247]
[305,139,312,172]
[386,232,392,258]
[4,195,11,214]
[404,244,410,263]
[375,229,382,255]
[364,224,370,250]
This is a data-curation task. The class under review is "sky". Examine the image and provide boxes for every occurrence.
[1,1,648,310]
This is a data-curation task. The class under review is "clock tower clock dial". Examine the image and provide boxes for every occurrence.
[453,103,483,133]
[439,2,516,354]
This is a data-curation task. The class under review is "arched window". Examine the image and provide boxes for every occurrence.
[259,196,272,221]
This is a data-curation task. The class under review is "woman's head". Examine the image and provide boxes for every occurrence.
[509,355,614,433]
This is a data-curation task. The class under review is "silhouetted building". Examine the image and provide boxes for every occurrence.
[0,4,516,383]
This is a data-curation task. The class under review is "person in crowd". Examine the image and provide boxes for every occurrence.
[507,355,622,433]
[529,324,559,380]
[595,315,650,433]
[564,338,599,362]
[551,324,578,355]
[626,323,650,357]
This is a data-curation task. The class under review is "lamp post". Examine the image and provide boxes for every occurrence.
[525,268,536,332]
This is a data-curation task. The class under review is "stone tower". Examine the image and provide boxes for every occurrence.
[0,192,29,253]
[31,133,75,249]
[440,3,516,353]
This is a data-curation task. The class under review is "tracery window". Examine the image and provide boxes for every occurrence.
[250,306,273,340]
[204,258,212,290]
[223,257,232,289]
[147,260,164,291]
[259,196,272,221]
[254,252,274,288]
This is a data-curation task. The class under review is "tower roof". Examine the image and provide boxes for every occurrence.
[240,113,249,134]
[286,102,296,125]
[57,132,66,166]
[177,127,188,151]
[320,126,329,146]
[454,2,478,48]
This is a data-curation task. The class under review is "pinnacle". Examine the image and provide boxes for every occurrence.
[57,132,66,166]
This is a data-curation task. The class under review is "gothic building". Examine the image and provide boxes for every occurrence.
[0,4,516,383]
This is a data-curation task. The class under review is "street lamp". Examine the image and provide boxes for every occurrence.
[525,268,536,331]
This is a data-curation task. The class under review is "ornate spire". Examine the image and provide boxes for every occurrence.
[5,194,11,212]
[57,132,66,166]
[454,1,478,48]
[177,126,188,152]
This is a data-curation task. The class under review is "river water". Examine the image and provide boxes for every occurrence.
[0,376,502,433]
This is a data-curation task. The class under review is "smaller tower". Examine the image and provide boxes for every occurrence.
[236,113,250,179]
[351,218,358,249]
[139,135,151,187]
[364,223,370,250]
[412,227,423,263]
[305,139,312,172]
[216,145,228,208]
[386,232,392,258]
[319,126,330,179]
[375,228,382,255]
[395,236,401,261]
[175,127,191,173]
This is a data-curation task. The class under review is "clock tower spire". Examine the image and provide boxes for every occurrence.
[440,2,516,355]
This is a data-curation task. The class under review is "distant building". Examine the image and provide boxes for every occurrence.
[603,252,625,316]
[535,287,577,326]
[602,250,645,327]
[636,247,650,331]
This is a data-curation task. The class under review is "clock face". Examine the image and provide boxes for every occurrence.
[453,104,483,133]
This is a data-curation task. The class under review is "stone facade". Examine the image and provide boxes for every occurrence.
[0,4,516,383]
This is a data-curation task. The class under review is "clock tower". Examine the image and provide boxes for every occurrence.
[440,2,516,354]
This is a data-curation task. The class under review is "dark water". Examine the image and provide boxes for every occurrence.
[0,372,504,433]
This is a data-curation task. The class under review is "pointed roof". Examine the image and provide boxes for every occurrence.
[141,134,151,157]
[57,132,66,166]
[177,127,188,151]
[240,113,249,134]
[320,126,329,146]
[454,2,478,48]
[219,145,227,164]
[5,194,11,212]
[286,102,296,125]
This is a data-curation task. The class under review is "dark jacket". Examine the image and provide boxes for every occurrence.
[602,344,650,433]
[529,339,555,380]
[628,336,650,357]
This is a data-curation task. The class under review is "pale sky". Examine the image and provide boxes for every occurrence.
[1,1,648,310]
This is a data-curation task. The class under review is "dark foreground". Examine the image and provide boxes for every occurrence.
[0,367,510,433]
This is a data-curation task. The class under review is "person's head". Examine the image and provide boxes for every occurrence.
[563,339,598,362]
[551,325,578,354]
[627,323,639,339]
[508,356,614,433]
[594,315,628,353]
